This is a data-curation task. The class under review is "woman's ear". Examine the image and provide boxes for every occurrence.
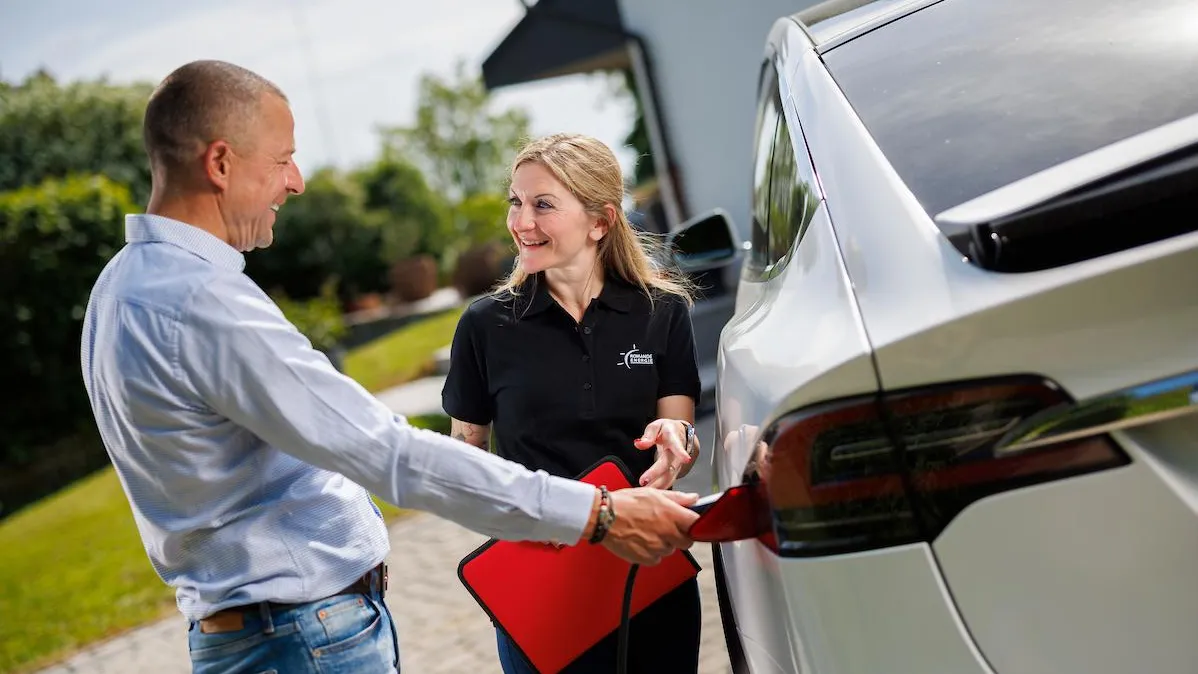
[590,204,617,242]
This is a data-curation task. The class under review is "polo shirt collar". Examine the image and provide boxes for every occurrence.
[125,213,246,272]
[593,276,636,313]
[517,272,637,317]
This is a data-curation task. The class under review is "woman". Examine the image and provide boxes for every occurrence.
[441,133,703,673]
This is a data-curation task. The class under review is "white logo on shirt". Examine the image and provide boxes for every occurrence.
[618,345,655,369]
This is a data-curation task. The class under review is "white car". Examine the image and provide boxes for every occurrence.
[669,0,1198,672]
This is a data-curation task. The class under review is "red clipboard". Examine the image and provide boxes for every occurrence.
[457,456,701,674]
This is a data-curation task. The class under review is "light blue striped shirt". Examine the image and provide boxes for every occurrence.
[81,214,595,621]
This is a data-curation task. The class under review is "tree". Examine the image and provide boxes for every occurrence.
[0,174,136,461]
[381,61,531,202]
[245,153,456,305]
[0,70,153,205]
[245,167,388,303]
[353,151,451,261]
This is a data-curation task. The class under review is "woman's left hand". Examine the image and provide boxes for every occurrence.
[635,418,693,488]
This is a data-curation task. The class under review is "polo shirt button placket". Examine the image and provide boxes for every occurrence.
[579,322,596,416]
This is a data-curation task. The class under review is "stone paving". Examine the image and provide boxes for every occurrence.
[38,511,729,673]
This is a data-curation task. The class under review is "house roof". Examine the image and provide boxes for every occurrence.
[482,0,630,90]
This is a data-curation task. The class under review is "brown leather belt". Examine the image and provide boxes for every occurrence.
[198,562,388,634]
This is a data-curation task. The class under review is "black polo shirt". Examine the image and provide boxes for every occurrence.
[441,274,700,481]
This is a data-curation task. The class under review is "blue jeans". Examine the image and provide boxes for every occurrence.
[188,588,399,673]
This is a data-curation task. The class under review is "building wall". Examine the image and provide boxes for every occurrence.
[616,0,822,240]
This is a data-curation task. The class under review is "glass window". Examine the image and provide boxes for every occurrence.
[748,65,781,275]
[768,114,821,267]
[822,0,1198,217]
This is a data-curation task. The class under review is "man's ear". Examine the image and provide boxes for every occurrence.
[204,141,234,190]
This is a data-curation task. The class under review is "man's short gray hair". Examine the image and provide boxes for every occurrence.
[143,60,287,173]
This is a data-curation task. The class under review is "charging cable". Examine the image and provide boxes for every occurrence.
[616,563,639,674]
[614,490,722,673]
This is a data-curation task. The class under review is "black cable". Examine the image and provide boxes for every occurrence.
[617,564,639,674]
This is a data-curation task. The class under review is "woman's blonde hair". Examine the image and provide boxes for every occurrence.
[494,133,693,307]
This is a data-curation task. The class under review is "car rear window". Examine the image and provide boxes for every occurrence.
[821,0,1198,217]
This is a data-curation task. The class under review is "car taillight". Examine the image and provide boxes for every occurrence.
[691,377,1129,555]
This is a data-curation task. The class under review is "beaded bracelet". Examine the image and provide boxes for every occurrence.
[588,485,617,544]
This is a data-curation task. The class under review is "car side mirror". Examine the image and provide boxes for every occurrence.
[666,209,740,274]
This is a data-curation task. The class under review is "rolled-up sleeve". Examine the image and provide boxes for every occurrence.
[176,275,595,544]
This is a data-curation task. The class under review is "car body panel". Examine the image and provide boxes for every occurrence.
[775,544,992,674]
[934,417,1198,673]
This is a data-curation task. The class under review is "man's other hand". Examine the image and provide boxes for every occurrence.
[599,488,699,565]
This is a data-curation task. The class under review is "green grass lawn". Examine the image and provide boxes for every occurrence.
[343,306,464,394]
[0,309,461,673]
[0,465,170,673]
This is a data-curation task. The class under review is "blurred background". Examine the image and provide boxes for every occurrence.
[0,0,644,518]
[0,1,811,671]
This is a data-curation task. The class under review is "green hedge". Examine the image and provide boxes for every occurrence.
[0,174,135,464]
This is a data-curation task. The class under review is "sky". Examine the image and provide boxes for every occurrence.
[0,0,636,177]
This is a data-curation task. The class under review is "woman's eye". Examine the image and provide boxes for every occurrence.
[536,200,552,210]
[507,198,520,207]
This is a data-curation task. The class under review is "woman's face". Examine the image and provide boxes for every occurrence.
[507,161,607,275]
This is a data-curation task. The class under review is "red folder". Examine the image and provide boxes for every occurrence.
[457,456,701,674]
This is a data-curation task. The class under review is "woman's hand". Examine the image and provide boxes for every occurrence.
[635,418,694,488]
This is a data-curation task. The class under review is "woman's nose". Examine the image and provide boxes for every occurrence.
[511,205,535,231]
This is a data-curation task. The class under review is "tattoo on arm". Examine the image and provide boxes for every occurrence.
[450,418,491,451]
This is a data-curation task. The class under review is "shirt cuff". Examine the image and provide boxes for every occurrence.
[534,475,598,544]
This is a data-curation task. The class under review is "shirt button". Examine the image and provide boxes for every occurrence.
[583,382,592,390]
[582,354,590,362]
[582,326,592,335]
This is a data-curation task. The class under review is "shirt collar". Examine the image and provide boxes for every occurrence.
[125,213,246,272]
[517,272,637,318]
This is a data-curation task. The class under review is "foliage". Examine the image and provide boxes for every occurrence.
[353,152,452,260]
[271,279,348,352]
[453,191,511,246]
[0,70,153,205]
[381,60,530,202]
[0,174,136,462]
[247,156,454,304]
[245,167,389,303]
[343,306,464,394]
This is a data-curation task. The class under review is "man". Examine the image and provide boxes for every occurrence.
[80,60,699,674]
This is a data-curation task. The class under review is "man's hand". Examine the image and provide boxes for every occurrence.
[596,487,700,565]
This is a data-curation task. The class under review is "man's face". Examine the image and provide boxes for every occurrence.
[222,94,305,251]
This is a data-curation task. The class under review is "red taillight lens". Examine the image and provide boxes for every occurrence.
[714,377,1129,556]
[883,380,1126,533]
